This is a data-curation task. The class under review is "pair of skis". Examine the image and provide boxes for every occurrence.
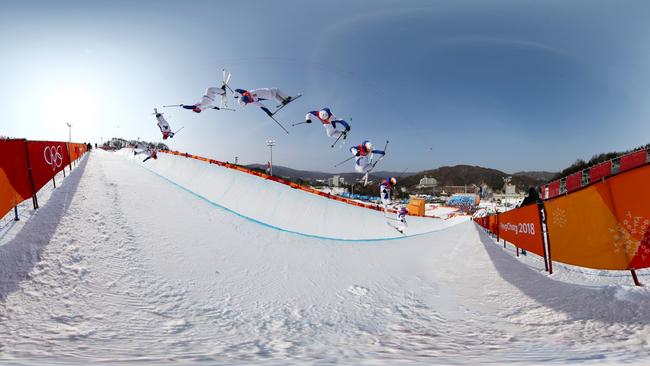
[222,68,300,134]
[259,94,302,134]
[384,206,407,235]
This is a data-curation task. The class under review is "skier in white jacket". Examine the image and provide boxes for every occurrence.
[305,107,350,140]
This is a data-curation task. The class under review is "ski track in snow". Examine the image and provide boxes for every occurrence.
[0,150,649,365]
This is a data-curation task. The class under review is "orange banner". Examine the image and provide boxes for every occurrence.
[488,214,498,234]
[497,204,545,257]
[545,164,650,270]
[68,143,87,162]
[0,139,33,218]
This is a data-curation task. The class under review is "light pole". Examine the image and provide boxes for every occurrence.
[66,122,73,142]
[266,139,275,176]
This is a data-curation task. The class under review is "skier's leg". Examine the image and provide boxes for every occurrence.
[250,88,274,100]
[272,88,290,103]
[332,120,350,132]
[324,124,337,138]
[253,88,289,104]
[354,157,367,173]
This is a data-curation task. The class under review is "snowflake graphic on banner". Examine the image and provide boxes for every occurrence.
[608,211,650,257]
[640,226,650,262]
[551,207,567,228]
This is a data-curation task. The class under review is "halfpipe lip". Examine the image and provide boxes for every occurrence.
[136,161,460,242]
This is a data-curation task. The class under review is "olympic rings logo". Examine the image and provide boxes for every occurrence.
[44,145,64,171]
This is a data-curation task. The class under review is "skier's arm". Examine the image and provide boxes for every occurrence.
[305,111,317,123]
[350,146,359,156]
[181,105,194,110]
[372,149,386,156]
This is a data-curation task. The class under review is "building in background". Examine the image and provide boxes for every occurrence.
[417,176,437,188]
[327,175,345,187]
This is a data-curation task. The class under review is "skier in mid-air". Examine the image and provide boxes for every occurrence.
[379,177,397,209]
[142,149,158,162]
[165,69,234,113]
[234,88,296,110]
[304,107,350,145]
[153,108,176,140]
[166,86,228,113]
[234,87,300,134]
[349,140,386,183]
[396,206,409,233]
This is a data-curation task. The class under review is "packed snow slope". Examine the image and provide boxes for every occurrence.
[1,150,649,365]
[117,149,460,240]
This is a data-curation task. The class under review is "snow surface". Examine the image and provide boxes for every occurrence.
[116,148,465,240]
[0,150,649,365]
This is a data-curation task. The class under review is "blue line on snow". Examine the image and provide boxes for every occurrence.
[131,158,447,243]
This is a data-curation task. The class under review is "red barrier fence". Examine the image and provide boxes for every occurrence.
[542,147,649,200]
[0,139,88,219]
[497,204,545,257]
[27,141,71,193]
[476,159,650,285]
[589,161,611,182]
[0,140,34,219]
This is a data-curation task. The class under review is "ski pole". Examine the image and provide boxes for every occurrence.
[267,114,290,134]
[174,126,185,134]
[291,121,309,127]
[330,132,344,148]
[334,155,356,167]
[163,104,182,108]
[370,140,390,169]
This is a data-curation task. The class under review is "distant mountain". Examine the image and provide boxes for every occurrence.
[245,164,330,180]
[513,171,557,182]
[245,163,545,191]
[245,164,381,183]
[400,165,542,191]
[372,171,418,178]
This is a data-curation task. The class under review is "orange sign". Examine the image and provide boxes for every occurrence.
[0,140,33,218]
[488,214,498,234]
[545,164,650,270]
[497,204,545,256]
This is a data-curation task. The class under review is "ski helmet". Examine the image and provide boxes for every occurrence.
[318,109,330,120]
[241,95,252,104]
[363,140,372,151]
[192,106,202,113]
[390,177,397,186]
[399,207,408,215]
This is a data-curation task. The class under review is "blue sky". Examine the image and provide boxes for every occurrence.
[1,0,649,173]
